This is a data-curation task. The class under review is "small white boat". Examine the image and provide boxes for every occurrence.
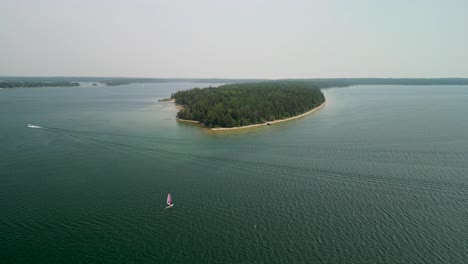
[27,124,42,129]
[165,193,174,209]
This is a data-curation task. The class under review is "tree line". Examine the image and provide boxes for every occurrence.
[172,81,325,128]
[0,81,79,88]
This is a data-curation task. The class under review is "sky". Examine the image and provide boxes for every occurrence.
[1,0,467,78]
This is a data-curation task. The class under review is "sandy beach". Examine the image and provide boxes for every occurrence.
[176,100,326,131]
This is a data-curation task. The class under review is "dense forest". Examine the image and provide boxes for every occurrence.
[172,81,325,128]
[0,81,79,88]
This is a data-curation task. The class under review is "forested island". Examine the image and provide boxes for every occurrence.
[0,81,79,88]
[172,82,325,129]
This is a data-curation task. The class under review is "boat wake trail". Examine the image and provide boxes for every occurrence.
[53,128,468,196]
[29,124,468,198]
[34,126,186,144]
[27,124,43,129]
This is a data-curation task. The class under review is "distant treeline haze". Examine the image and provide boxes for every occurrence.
[172,82,325,128]
[0,81,79,88]
[3,77,468,87]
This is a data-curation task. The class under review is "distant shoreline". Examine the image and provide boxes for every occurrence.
[175,100,326,131]
[0,81,79,88]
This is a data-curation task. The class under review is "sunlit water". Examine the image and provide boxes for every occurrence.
[1,84,467,263]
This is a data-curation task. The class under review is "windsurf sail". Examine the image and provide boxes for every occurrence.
[167,193,172,205]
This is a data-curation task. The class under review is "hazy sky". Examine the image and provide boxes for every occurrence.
[1,0,467,78]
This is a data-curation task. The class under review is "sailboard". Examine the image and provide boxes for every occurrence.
[165,193,174,209]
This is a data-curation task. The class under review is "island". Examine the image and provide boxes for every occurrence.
[171,81,326,130]
[0,81,79,88]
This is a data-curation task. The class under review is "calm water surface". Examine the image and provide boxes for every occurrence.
[1,84,467,263]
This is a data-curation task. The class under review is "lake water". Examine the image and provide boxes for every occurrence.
[1,84,467,263]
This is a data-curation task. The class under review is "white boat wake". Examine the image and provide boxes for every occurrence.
[27,124,42,129]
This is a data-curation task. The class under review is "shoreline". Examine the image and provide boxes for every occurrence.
[175,100,326,131]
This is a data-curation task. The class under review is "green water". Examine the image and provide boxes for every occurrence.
[1,84,467,263]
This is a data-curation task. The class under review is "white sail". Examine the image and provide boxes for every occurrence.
[167,193,172,205]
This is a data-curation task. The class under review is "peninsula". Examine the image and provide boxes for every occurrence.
[172,81,326,129]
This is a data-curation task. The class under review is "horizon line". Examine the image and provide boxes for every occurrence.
[2,75,468,80]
